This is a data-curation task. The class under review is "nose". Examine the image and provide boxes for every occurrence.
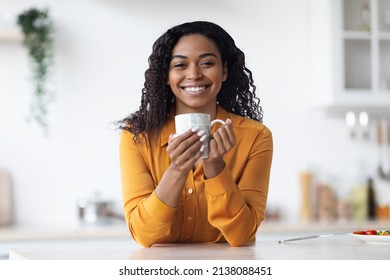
[186,64,202,80]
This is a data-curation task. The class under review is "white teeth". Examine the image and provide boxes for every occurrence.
[184,86,206,92]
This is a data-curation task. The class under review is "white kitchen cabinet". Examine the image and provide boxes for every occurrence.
[309,0,390,117]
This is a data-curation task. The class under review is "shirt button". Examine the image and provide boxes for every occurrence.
[187,216,192,221]
[188,188,193,194]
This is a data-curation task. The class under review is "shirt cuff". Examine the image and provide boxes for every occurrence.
[204,164,235,196]
[143,191,177,223]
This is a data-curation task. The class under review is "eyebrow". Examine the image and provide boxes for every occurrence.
[171,53,218,60]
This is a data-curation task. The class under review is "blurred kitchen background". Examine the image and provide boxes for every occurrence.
[1,0,390,250]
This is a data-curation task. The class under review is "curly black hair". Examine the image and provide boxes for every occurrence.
[118,21,263,140]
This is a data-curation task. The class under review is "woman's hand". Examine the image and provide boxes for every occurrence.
[167,128,206,175]
[203,118,236,178]
[155,129,206,208]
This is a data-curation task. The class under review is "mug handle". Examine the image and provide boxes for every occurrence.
[210,119,225,127]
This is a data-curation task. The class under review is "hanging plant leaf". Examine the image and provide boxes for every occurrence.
[17,7,54,134]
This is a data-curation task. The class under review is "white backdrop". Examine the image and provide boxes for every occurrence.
[1,0,389,227]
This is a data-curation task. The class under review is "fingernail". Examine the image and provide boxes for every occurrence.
[200,145,205,152]
[191,127,199,132]
[197,130,205,136]
[173,134,179,138]
[200,135,207,142]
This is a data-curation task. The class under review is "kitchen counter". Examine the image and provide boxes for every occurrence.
[0,223,129,241]
[2,220,390,260]
[0,223,129,260]
[7,232,390,260]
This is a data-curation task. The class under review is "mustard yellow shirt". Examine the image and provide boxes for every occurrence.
[119,106,273,247]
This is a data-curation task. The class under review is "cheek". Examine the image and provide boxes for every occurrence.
[168,74,180,95]
[211,72,225,86]
[168,71,179,85]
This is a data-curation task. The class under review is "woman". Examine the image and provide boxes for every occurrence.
[118,21,273,247]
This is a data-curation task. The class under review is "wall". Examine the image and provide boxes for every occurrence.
[1,0,389,227]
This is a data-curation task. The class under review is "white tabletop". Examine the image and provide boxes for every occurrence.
[7,232,390,260]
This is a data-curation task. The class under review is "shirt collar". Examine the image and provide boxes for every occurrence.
[160,105,230,147]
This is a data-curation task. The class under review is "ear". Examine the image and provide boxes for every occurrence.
[222,62,228,81]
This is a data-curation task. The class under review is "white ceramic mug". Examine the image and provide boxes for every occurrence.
[175,113,225,158]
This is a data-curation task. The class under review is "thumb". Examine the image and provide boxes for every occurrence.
[168,133,179,144]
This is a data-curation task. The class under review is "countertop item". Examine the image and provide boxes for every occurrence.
[278,232,346,243]
[76,194,124,225]
[0,169,12,226]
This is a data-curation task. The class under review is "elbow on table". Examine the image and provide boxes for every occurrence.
[226,236,256,247]
[135,238,154,248]
[129,227,155,247]
[131,232,155,247]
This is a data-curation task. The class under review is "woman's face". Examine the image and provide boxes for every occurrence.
[168,34,227,114]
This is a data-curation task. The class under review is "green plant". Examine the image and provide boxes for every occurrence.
[17,7,54,134]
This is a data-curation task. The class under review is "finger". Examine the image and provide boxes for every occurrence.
[172,141,203,168]
[168,131,205,164]
[168,133,179,144]
[217,126,231,147]
[172,150,202,172]
[211,127,234,155]
[211,130,224,153]
[209,138,218,155]
[223,121,236,147]
[183,150,202,168]
[168,133,198,157]
[180,138,204,160]
[168,129,197,149]
[217,129,231,153]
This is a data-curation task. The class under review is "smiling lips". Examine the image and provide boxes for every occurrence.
[181,85,209,95]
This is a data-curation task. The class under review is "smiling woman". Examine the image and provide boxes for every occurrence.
[117,21,273,247]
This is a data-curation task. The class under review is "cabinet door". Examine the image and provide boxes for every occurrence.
[309,0,390,115]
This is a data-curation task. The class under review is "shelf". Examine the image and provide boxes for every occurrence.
[343,31,372,39]
[0,26,22,42]
[379,32,390,39]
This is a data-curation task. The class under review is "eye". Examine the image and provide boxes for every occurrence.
[172,62,187,69]
[200,61,215,67]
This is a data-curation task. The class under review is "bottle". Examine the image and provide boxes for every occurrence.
[299,170,313,222]
[0,169,12,226]
[359,2,371,31]
[367,177,376,220]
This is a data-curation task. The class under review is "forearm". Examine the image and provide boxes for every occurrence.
[203,158,225,179]
[155,165,188,207]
